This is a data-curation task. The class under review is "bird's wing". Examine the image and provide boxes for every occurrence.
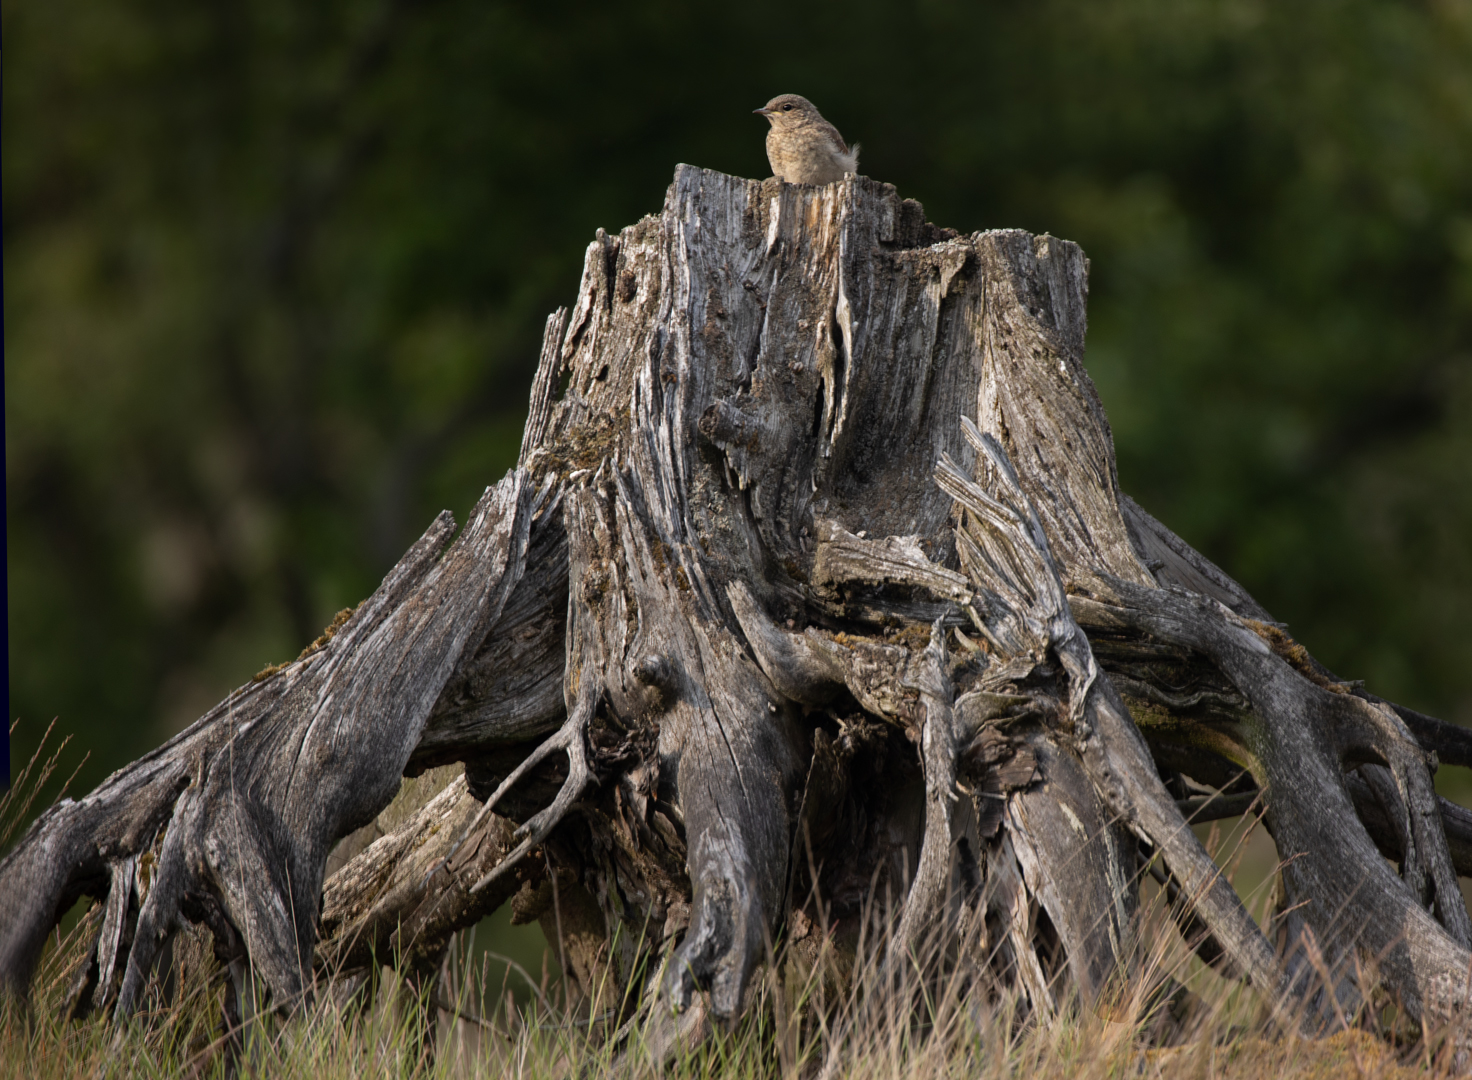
[816,120,850,155]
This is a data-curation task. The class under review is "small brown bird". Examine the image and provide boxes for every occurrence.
[754,94,860,185]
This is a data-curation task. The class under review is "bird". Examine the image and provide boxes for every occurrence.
[753,94,860,185]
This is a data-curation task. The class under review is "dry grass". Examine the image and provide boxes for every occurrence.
[0,725,1459,1079]
[0,888,1451,1080]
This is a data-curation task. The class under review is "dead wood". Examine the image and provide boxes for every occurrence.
[3,166,1470,1057]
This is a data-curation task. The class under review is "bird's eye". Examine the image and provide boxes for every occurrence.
[781,103,793,111]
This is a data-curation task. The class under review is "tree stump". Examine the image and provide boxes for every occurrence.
[6,166,1472,1050]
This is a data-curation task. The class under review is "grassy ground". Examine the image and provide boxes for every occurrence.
[0,860,1455,1079]
[0,929,1447,1080]
[1,729,1462,1078]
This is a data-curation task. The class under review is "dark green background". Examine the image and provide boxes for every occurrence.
[6,0,1471,817]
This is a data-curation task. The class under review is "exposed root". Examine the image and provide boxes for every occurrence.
[939,419,1282,1002]
[1350,699,1471,947]
[994,833,1058,1020]
[893,619,959,957]
[93,856,138,1015]
[466,662,599,895]
[663,821,763,1019]
[1073,579,1472,1034]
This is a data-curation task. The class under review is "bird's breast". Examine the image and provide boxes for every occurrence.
[765,128,850,186]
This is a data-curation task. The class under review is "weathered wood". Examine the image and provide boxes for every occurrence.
[412,485,569,770]
[939,423,1276,999]
[317,774,531,977]
[5,165,1470,1060]
[1073,583,1472,1023]
[1,469,538,1015]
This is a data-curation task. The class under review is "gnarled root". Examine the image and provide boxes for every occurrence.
[1073,579,1472,1033]
[463,671,599,896]
[0,472,535,1020]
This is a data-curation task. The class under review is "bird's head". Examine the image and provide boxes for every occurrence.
[754,94,824,130]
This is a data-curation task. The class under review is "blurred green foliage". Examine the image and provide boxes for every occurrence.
[6,0,1471,811]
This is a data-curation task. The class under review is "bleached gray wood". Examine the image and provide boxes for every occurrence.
[1072,582,1472,1025]
[317,774,527,977]
[0,471,536,1016]
[5,165,1471,1058]
[413,490,568,767]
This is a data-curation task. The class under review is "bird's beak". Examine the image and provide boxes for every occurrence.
[753,106,772,116]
